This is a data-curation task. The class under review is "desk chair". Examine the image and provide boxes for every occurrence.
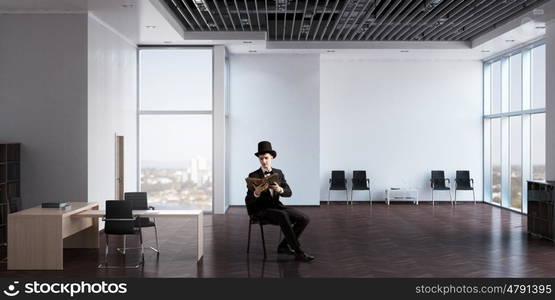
[351,170,371,205]
[99,200,144,269]
[118,192,159,256]
[431,170,453,205]
[455,170,476,204]
[329,170,348,204]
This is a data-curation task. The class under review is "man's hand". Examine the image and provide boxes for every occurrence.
[270,183,284,194]
[254,182,269,197]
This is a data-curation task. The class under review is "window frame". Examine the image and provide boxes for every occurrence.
[483,41,546,214]
[137,46,214,212]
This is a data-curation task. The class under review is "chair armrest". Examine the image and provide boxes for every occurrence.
[471,178,474,188]
[148,206,155,210]
[366,178,370,187]
[445,178,451,187]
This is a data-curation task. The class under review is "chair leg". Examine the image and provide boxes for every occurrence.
[139,229,145,266]
[369,189,372,205]
[260,224,267,260]
[350,190,353,205]
[328,190,330,205]
[432,190,434,206]
[103,233,109,267]
[473,189,476,204]
[346,190,349,205]
[454,189,457,203]
[449,190,453,205]
[122,235,126,255]
[153,223,160,256]
[247,222,252,254]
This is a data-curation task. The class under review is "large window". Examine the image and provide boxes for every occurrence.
[483,43,546,213]
[139,48,213,211]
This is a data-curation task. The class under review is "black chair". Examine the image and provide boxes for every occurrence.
[351,170,371,205]
[8,196,21,213]
[328,170,348,204]
[455,170,476,204]
[99,200,144,269]
[430,170,453,205]
[120,192,159,256]
[247,215,280,260]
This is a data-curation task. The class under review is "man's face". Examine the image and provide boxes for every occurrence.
[258,153,273,169]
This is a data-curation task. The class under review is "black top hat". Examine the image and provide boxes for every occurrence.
[254,141,277,158]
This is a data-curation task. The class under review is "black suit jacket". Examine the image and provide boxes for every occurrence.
[245,168,292,215]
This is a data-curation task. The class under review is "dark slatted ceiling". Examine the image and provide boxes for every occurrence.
[164,0,549,41]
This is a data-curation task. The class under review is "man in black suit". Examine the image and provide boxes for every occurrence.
[245,141,315,262]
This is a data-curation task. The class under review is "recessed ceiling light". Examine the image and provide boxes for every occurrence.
[243,41,253,44]
[121,4,135,8]
[163,41,172,44]
[533,8,544,15]
[505,39,516,42]
[145,25,157,29]
[326,50,336,53]
[481,50,491,53]
[248,50,257,53]
[400,50,409,53]
[536,26,546,29]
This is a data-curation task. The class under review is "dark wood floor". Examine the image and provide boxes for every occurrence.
[2,202,555,278]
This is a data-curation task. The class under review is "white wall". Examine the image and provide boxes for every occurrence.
[228,54,320,206]
[320,56,483,202]
[0,14,88,208]
[87,14,138,208]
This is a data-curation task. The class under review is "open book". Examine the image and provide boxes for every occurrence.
[245,173,281,191]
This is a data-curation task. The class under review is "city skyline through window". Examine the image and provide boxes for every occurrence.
[139,48,213,211]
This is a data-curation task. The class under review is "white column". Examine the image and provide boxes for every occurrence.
[547,21,555,180]
[213,45,227,214]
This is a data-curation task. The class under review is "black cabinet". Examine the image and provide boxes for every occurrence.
[528,181,555,241]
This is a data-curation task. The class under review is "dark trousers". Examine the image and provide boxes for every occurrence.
[257,207,309,252]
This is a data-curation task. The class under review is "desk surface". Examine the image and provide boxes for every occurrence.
[11,202,98,216]
[74,209,202,218]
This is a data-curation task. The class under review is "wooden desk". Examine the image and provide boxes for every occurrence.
[8,202,99,270]
[73,209,204,263]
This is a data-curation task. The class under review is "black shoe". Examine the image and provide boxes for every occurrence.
[295,252,315,262]
[277,245,296,255]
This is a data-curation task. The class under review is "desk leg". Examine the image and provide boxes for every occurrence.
[197,213,204,263]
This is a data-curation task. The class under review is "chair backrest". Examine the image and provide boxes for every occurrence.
[8,197,21,213]
[124,192,148,210]
[105,200,135,235]
[331,170,346,189]
[431,170,446,189]
[456,170,471,188]
[352,170,367,189]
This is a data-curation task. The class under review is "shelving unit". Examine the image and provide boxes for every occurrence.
[0,143,20,260]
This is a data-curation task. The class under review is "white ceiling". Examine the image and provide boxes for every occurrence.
[0,0,552,60]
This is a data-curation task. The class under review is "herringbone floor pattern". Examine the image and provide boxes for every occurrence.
[2,203,554,278]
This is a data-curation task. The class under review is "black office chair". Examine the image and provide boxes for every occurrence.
[455,170,476,204]
[430,170,453,205]
[120,192,159,256]
[351,170,371,205]
[328,170,348,204]
[8,196,21,213]
[99,200,144,269]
